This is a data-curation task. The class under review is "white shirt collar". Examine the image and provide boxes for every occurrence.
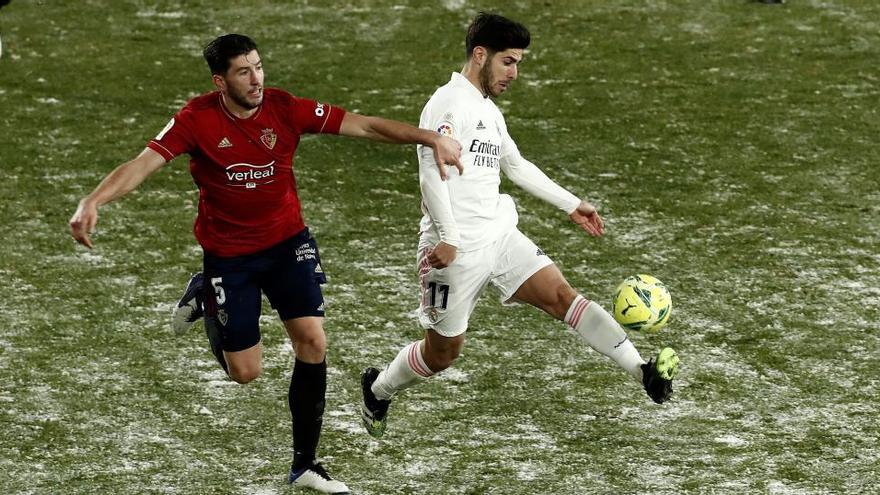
[450,72,487,100]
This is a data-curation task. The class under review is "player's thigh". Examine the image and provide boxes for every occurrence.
[203,254,264,353]
[511,264,577,320]
[416,243,490,337]
[261,229,327,321]
[490,229,561,306]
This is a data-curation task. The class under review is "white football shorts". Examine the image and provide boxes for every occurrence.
[416,228,553,337]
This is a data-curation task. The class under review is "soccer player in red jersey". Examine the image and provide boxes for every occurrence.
[69,34,461,494]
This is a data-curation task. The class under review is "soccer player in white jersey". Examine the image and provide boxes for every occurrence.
[360,12,680,438]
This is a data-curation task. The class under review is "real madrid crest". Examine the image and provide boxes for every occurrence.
[260,128,277,149]
[427,307,440,323]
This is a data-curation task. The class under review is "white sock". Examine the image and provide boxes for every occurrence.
[565,295,645,381]
[371,340,434,400]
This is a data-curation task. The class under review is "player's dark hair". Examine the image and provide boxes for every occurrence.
[465,12,530,58]
[203,34,258,75]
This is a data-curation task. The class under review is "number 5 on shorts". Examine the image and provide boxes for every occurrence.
[211,277,226,305]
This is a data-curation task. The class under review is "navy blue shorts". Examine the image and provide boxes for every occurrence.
[202,228,327,352]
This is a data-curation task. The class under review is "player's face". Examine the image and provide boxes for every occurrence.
[479,48,522,98]
[219,50,264,110]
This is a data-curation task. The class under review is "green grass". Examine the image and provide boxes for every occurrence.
[2,1,879,493]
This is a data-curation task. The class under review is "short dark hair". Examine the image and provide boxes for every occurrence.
[465,12,530,58]
[203,34,258,75]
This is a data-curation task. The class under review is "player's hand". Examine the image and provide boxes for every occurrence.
[569,200,605,237]
[70,199,98,248]
[427,241,457,268]
[432,135,463,181]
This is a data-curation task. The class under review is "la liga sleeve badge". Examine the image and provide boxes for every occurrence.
[437,123,454,137]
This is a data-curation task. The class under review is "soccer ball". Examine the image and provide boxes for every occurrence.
[611,274,672,332]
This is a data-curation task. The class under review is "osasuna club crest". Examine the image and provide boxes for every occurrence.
[217,309,229,326]
[260,128,277,149]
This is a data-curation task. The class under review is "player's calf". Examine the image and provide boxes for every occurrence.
[422,330,464,372]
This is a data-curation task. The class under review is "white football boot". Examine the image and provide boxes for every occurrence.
[287,462,349,494]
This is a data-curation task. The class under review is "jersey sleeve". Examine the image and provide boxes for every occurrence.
[147,107,196,162]
[498,118,581,214]
[498,116,522,161]
[422,95,466,143]
[417,96,465,247]
[289,95,346,135]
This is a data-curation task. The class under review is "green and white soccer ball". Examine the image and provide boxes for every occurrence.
[612,274,672,332]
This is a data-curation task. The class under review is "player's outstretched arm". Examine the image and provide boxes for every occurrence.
[569,200,605,237]
[501,154,605,237]
[338,113,463,180]
[69,148,167,248]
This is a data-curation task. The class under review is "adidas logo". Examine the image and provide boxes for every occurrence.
[217,137,233,148]
[536,248,545,257]
[476,120,485,130]
[317,302,325,312]
[314,263,323,274]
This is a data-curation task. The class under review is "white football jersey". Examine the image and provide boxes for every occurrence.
[417,72,579,252]
[417,72,519,251]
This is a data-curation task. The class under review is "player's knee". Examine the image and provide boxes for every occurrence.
[293,332,327,360]
[229,363,262,384]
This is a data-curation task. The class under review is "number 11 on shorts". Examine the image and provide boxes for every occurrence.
[427,281,449,309]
